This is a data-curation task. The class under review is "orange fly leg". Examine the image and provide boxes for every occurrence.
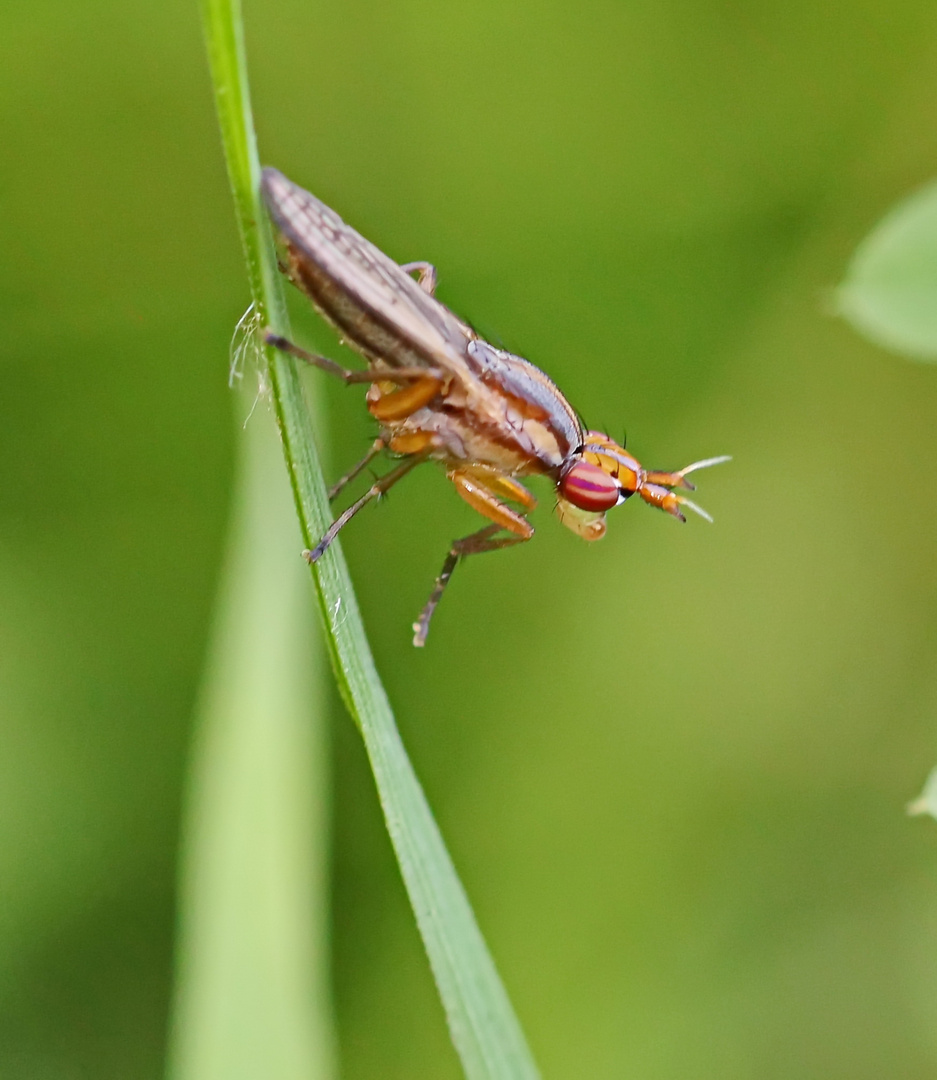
[459,464,537,510]
[388,430,438,456]
[643,469,695,491]
[368,375,443,422]
[415,469,535,645]
[448,468,535,538]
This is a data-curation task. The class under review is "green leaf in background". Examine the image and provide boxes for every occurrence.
[908,766,937,822]
[167,399,336,1080]
[837,178,937,360]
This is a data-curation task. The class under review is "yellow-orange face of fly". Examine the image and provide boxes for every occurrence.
[554,432,637,540]
[581,431,642,494]
[556,430,730,536]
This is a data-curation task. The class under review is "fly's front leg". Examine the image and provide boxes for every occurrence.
[412,467,535,646]
[452,464,537,511]
[400,261,438,296]
[448,467,536,533]
[413,525,530,647]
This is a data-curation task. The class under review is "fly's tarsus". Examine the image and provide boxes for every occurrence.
[413,525,528,647]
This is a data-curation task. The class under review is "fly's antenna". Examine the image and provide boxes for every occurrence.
[676,496,714,523]
[679,454,732,477]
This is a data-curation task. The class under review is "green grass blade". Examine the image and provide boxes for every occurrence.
[198,0,541,1075]
[168,404,337,1080]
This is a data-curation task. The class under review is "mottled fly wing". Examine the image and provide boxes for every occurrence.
[262,168,475,380]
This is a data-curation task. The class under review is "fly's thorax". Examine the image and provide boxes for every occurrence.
[386,404,549,476]
[374,360,573,476]
[465,340,581,457]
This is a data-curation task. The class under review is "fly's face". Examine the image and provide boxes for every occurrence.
[556,430,731,540]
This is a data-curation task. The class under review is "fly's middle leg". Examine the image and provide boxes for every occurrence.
[328,428,439,502]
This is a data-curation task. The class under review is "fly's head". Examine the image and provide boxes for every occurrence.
[555,430,730,540]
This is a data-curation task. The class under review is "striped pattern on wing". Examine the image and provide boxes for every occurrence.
[262,168,475,380]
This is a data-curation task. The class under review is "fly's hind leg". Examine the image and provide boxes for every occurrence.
[328,435,388,501]
[412,467,534,647]
[400,261,438,296]
[264,332,443,385]
[306,455,425,563]
[332,428,442,502]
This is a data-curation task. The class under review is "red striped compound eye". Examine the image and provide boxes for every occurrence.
[559,460,620,512]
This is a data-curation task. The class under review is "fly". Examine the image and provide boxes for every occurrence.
[261,168,729,646]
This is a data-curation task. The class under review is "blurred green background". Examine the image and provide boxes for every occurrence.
[3,0,937,1076]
